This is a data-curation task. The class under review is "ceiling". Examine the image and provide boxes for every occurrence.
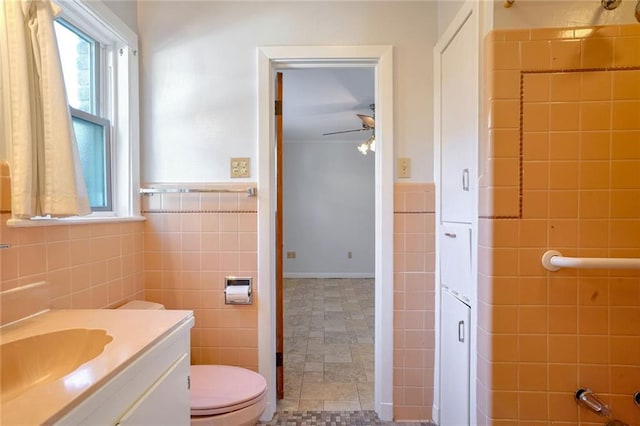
[281,68,375,142]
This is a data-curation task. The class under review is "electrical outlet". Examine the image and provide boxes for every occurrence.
[230,157,250,178]
[287,251,296,259]
[348,251,352,259]
[398,158,411,178]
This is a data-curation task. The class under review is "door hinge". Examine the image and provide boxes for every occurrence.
[187,375,190,390]
[275,100,283,116]
[276,351,283,367]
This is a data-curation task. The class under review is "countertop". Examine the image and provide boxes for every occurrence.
[0,309,194,425]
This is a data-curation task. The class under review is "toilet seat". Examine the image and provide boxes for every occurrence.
[190,365,267,417]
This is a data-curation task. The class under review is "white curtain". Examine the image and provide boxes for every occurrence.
[0,0,90,218]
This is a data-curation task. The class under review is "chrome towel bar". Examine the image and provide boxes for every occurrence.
[542,250,640,271]
[140,187,256,197]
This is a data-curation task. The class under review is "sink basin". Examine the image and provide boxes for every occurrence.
[1,328,113,402]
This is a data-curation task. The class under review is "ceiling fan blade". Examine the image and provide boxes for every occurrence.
[357,114,375,129]
[322,128,368,136]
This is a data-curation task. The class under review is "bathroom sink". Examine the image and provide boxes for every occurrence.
[0,328,113,402]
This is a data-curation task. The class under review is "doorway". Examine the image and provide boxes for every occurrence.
[257,45,394,422]
[279,67,376,411]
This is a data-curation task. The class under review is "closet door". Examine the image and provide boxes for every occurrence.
[440,289,470,426]
[440,224,472,301]
[439,10,477,224]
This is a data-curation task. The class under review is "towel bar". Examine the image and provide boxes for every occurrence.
[140,187,256,197]
[542,250,640,271]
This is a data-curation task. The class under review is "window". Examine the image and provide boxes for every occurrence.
[54,20,112,211]
[51,1,140,221]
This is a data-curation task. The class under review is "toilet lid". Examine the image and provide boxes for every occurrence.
[190,365,267,416]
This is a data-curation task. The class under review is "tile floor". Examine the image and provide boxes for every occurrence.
[278,278,375,412]
[259,410,436,425]
[260,278,436,425]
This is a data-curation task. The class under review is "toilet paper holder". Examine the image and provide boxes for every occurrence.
[224,277,253,305]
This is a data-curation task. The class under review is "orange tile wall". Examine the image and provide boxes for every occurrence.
[2,158,437,418]
[1,161,10,214]
[479,24,640,425]
[141,184,258,370]
[140,182,438,418]
[393,182,436,421]
[0,161,144,325]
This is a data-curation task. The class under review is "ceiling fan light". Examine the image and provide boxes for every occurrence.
[357,142,369,155]
[369,136,376,152]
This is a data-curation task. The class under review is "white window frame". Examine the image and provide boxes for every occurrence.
[8,0,141,226]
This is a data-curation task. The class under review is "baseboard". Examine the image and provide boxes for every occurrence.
[283,272,375,279]
[377,402,394,422]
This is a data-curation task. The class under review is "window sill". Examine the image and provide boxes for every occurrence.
[6,215,146,228]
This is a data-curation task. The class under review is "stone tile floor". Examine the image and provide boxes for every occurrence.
[258,279,436,426]
[278,278,375,412]
[259,410,436,425]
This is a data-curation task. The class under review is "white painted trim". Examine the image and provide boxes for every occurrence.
[283,273,375,279]
[433,2,480,425]
[56,0,140,220]
[257,45,394,422]
[6,215,145,228]
[59,0,137,47]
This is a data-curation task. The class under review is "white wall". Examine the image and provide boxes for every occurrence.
[103,0,138,32]
[137,1,438,183]
[283,141,375,277]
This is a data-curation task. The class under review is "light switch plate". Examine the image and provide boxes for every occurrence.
[230,157,250,178]
[398,158,411,178]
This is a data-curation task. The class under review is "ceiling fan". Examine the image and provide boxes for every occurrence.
[322,104,375,136]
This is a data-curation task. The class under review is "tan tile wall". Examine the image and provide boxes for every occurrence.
[0,168,437,416]
[141,182,438,416]
[1,161,10,213]
[0,216,144,326]
[393,182,436,421]
[141,184,258,370]
[479,24,640,425]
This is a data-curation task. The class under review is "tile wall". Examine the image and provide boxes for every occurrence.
[1,161,10,213]
[393,182,436,421]
[140,184,259,370]
[479,24,640,425]
[0,162,145,325]
[1,160,438,420]
[140,182,438,419]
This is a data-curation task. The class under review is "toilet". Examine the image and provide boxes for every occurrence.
[118,301,267,426]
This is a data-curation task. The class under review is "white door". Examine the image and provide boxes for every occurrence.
[440,289,470,426]
[439,10,478,224]
[439,224,473,301]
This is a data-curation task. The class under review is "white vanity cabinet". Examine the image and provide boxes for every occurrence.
[118,353,190,425]
[55,318,193,426]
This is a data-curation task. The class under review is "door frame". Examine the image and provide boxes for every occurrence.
[257,45,394,422]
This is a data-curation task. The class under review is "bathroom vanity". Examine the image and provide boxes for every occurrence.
[0,309,194,425]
